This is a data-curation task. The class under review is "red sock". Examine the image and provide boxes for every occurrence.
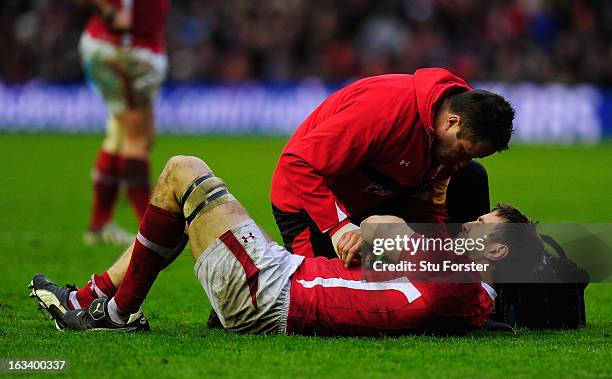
[113,204,185,314]
[71,272,117,309]
[89,151,120,230]
[118,157,151,221]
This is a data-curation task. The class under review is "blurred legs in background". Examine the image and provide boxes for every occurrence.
[80,34,167,246]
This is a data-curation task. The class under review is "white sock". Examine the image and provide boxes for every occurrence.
[68,291,81,310]
[107,297,129,325]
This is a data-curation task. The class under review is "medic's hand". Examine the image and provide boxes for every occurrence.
[336,229,363,268]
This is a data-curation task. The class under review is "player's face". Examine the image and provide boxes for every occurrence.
[460,211,509,261]
[459,211,506,240]
[433,121,496,165]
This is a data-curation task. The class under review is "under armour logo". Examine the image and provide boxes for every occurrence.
[400,160,411,167]
[241,232,256,244]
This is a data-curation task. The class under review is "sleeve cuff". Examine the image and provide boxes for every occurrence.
[330,221,360,255]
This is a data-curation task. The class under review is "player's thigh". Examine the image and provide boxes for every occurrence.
[188,201,252,261]
[78,34,167,114]
[79,36,126,113]
[193,220,300,333]
[116,106,155,139]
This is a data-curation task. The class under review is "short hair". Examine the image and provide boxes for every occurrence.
[449,90,515,152]
[488,203,545,282]
[492,203,531,224]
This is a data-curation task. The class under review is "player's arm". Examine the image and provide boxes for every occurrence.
[82,0,133,32]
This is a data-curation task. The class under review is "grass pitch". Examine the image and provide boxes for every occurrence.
[0,134,611,378]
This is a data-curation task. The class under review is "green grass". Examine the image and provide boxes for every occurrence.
[0,134,611,378]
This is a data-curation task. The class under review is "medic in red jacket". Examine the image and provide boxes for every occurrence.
[271,68,515,259]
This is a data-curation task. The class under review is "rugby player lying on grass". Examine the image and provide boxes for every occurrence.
[30,155,539,336]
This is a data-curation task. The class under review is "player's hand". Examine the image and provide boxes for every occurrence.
[336,229,363,268]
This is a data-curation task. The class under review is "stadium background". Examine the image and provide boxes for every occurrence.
[1,0,611,378]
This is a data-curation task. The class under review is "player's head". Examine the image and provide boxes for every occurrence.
[461,203,544,281]
[432,90,515,165]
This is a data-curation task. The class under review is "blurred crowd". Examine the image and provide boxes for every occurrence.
[1,0,611,84]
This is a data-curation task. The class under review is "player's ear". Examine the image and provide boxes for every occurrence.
[445,114,460,131]
[485,244,509,262]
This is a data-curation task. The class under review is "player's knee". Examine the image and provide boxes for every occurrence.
[178,163,236,225]
[161,155,209,190]
[165,155,200,177]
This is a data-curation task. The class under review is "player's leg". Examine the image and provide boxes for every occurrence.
[79,36,134,246]
[80,34,166,245]
[188,174,304,333]
[102,156,199,323]
[90,115,121,232]
[53,155,301,333]
[50,156,215,330]
[32,222,184,315]
[33,155,189,330]
[85,114,133,245]
[114,49,167,223]
[116,106,155,221]
[30,245,132,313]
[70,243,134,309]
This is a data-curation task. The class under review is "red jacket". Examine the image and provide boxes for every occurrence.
[271,68,472,233]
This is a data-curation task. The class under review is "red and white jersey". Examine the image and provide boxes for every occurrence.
[286,257,495,336]
[84,0,169,53]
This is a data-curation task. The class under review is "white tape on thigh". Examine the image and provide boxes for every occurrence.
[180,173,236,225]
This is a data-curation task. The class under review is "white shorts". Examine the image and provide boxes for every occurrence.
[79,32,167,113]
[194,220,304,334]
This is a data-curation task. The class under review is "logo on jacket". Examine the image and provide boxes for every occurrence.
[400,160,411,168]
[364,182,394,196]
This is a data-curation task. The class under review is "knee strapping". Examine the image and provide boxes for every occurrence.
[180,173,236,225]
